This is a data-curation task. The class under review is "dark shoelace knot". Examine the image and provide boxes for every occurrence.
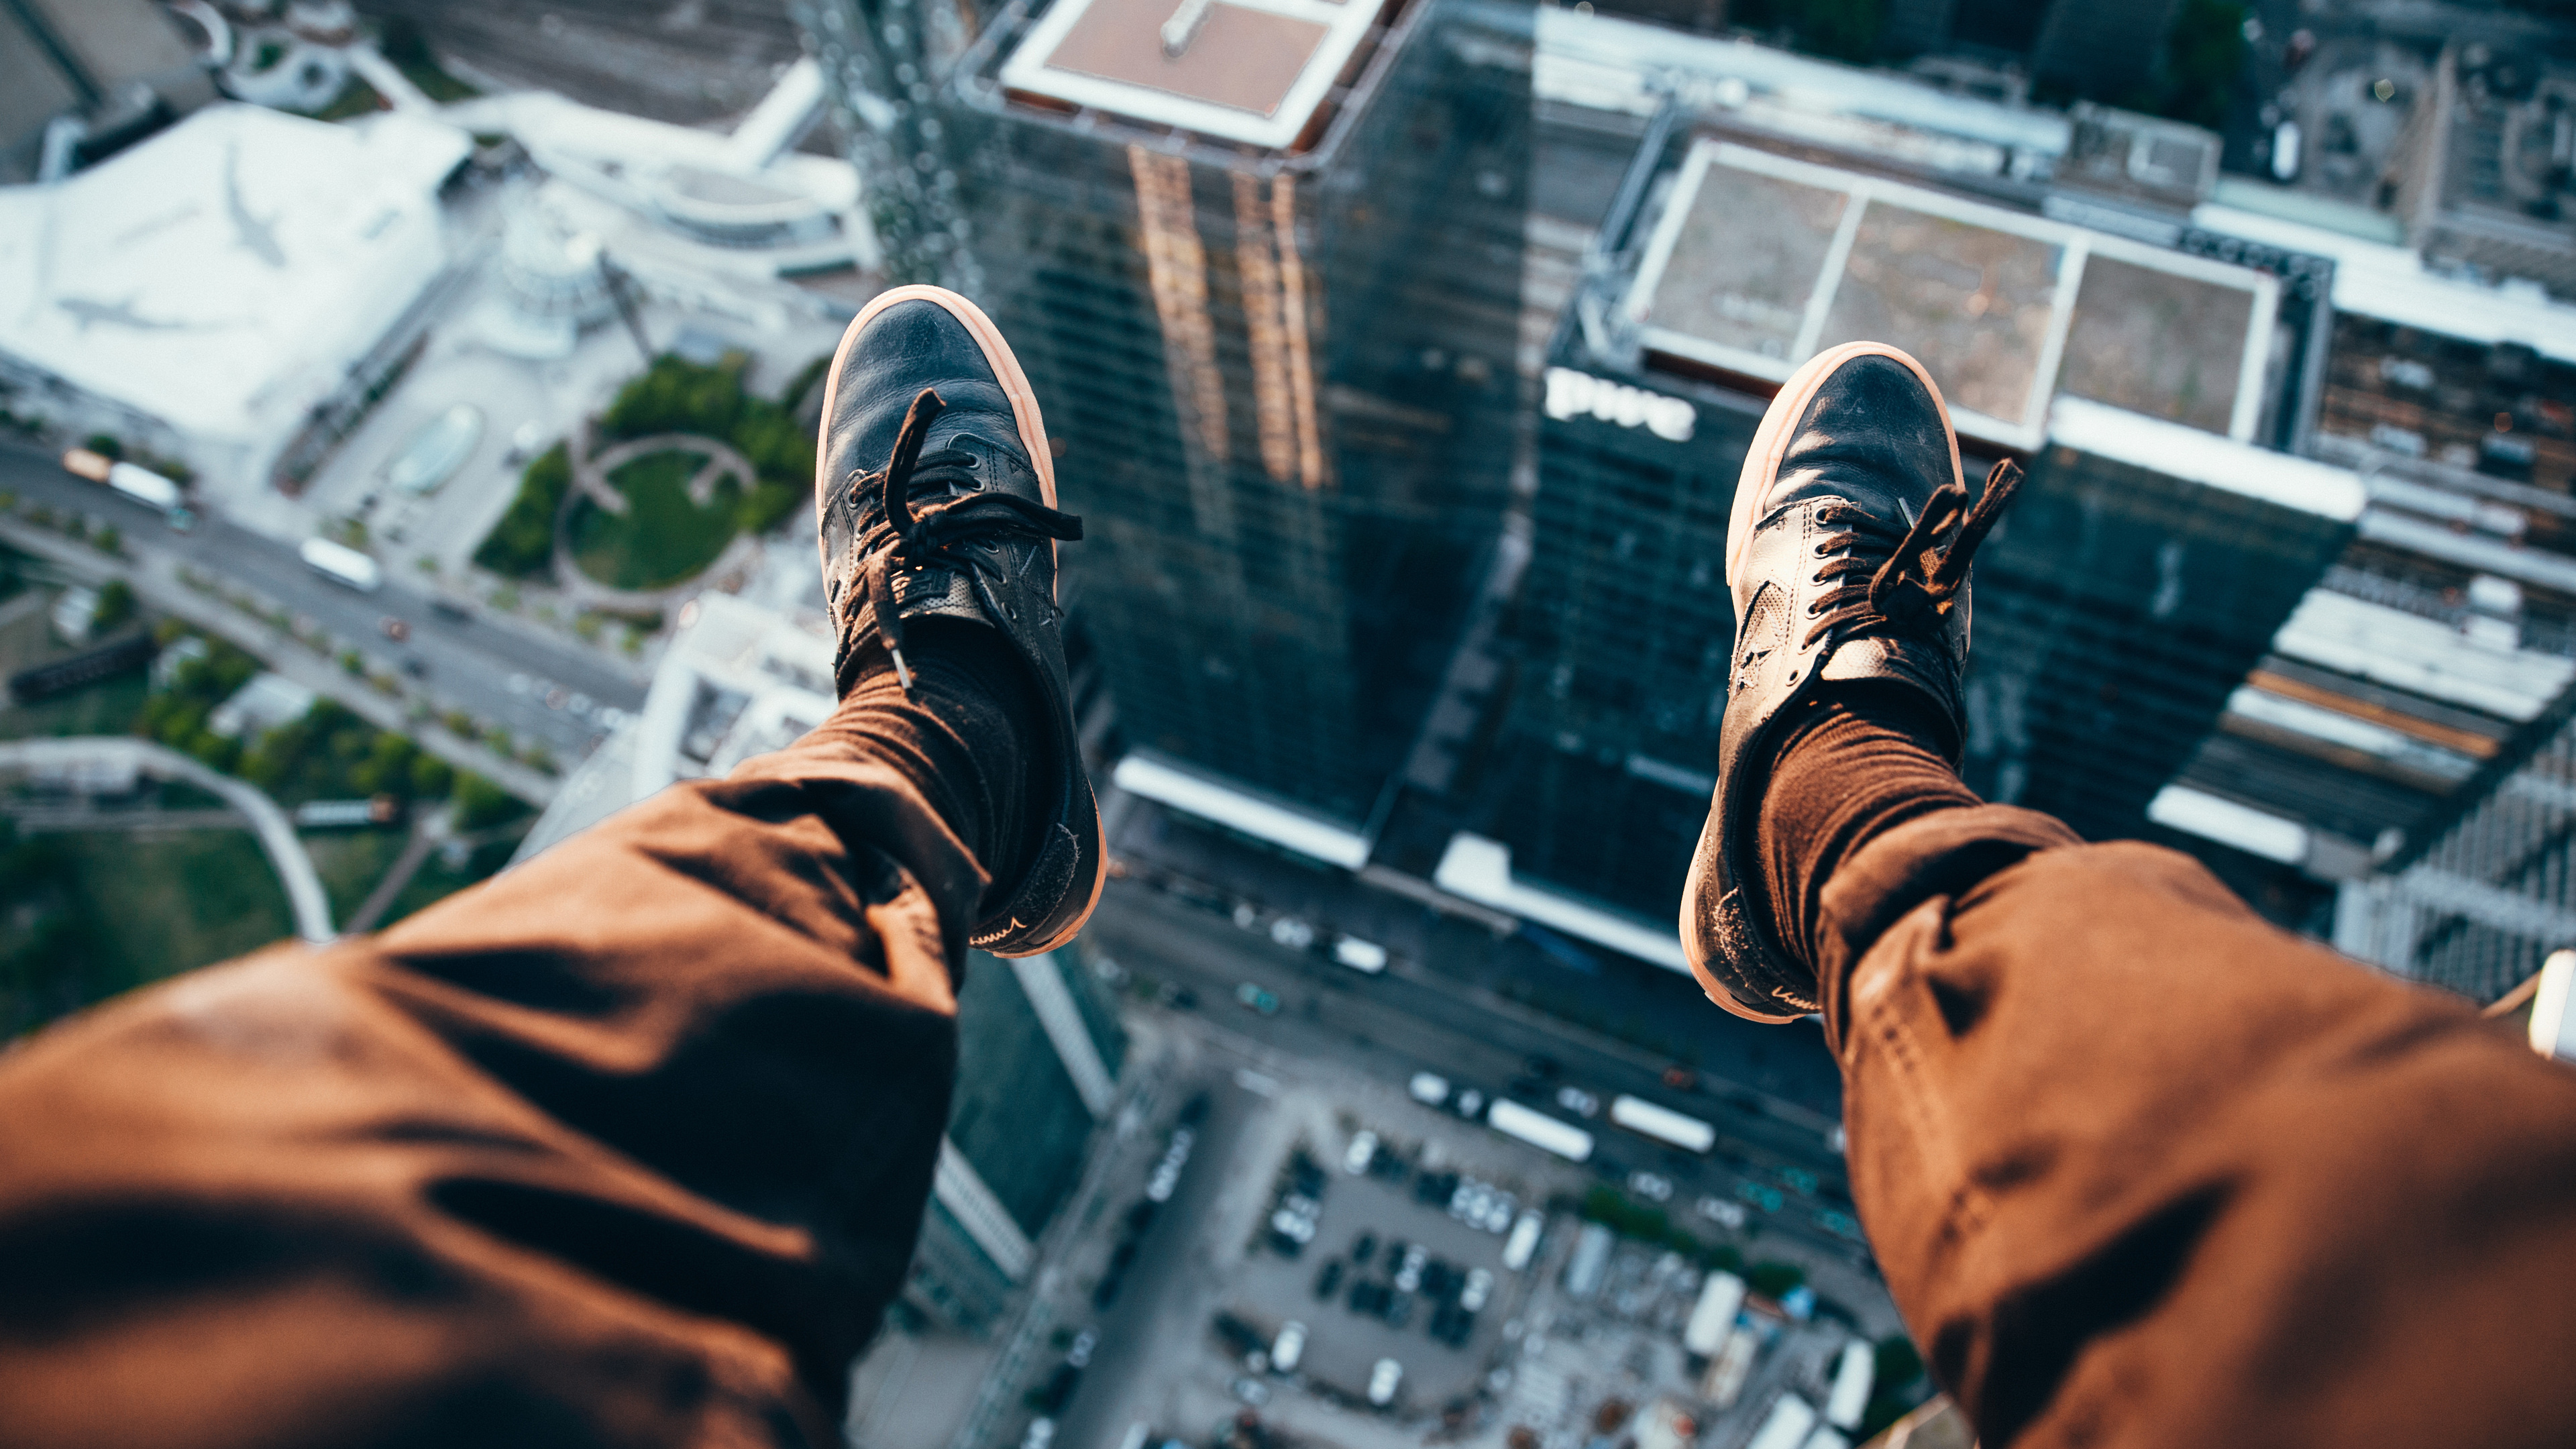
[853,388,1083,690]
[1800,457,2025,650]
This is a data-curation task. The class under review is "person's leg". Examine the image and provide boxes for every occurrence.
[0,286,1100,1448]
[1765,710,2576,1448]
[1688,343,2576,1448]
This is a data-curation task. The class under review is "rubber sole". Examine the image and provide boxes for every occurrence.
[817,284,1106,958]
[1723,341,1964,590]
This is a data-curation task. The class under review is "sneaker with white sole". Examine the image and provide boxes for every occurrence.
[1680,341,2025,1021]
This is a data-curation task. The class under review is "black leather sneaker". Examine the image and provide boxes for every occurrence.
[1681,342,2024,1021]
[814,284,1102,958]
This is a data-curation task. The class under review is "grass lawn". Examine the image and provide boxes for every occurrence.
[1,670,146,741]
[305,827,413,922]
[569,449,741,590]
[1,828,294,1037]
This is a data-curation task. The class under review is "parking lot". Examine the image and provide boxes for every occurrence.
[1222,1129,1539,1415]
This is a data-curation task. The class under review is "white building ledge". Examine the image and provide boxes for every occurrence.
[2147,785,2308,865]
[1110,754,1373,871]
[1433,833,1689,974]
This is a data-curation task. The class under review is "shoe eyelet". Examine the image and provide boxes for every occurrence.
[961,454,979,468]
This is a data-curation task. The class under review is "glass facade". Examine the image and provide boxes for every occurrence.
[945,0,1535,826]
[1476,120,2354,922]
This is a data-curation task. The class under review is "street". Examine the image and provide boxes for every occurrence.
[1080,881,1867,1262]
[0,441,647,766]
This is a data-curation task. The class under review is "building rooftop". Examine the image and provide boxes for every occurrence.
[0,103,467,460]
[998,0,1391,149]
[1623,140,2279,450]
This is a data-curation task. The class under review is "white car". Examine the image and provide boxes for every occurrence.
[1409,1071,1450,1107]
[1344,1130,1379,1175]
[1367,1358,1403,1407]
[1696,1195,1748,1230]
[1020,1419,1055,1449]
[1460,1267,1495,1312]
[1269,916,1316,951]
[1393,1244,1428,1293]
[1629,1170,1674,1202]
[1271,1320,1307,1375]
[1333,935,1389,973]
[1554,1086,1601,1118]
[1454,1087,1487,1120]
[1231,1377,1272,1407]
[1271,1208,1318,1244]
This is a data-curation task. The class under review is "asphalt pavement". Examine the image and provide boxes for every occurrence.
[1080,880,1868,1263]
[0,441,647,763]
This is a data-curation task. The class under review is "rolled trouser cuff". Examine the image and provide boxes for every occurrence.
[1814,803,2080,1044]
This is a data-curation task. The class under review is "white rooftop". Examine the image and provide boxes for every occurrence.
[0,104,468,455]
[2046,397,2367,521]
[1432,833,1689,974]
[2194,201,2576,366]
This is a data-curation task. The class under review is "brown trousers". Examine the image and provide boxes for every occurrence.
[1,705,2571,1447]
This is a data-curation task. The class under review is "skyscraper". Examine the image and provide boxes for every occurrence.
[1457,120,2355,938]
[941,0,1535,830]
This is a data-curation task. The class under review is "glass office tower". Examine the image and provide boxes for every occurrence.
[941,0,1534,828]
[1476,122,2357,925]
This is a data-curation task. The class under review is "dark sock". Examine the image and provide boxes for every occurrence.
[837,619,1041,898]
[1755,684,1980,973]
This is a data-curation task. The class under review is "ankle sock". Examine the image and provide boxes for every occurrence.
[1754,684,1980,972]
[838,619,1041,897]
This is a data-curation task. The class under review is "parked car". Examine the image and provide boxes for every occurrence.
[1270,1321,1306,1375]
[1343,1130,1378,1176]
[1351,1232,1378,1266]
[1554,1086,1601,1118]
[1408,1071,1450,1106]
[1629,1170,1674,1202]
[1393,1244,1428,1293]
[1313,1259,1344,1299]
[1460,1267,1494,1312]
[1269,916,1316,951]
[1235,983,1280,1016]
[1367,1358,1403,1407]
[1230,1377,1271,1407]
[1453,1087,1487,1120]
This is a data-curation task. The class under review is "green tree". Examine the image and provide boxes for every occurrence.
[451,772,523,831]
[1746,1260,1806,1299]
[472,444,572,578]
[91,578,136,634]
[409,752,454,798]
[2151,0,2247,129]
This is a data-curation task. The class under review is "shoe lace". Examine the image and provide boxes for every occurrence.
[855,387,1083,692]
[1801,458,2026,650]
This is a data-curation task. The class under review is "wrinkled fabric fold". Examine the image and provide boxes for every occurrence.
[0,688,992,1448]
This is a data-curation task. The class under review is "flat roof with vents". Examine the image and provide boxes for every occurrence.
[1623,140,2281,451]
[998,0,1391,148]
